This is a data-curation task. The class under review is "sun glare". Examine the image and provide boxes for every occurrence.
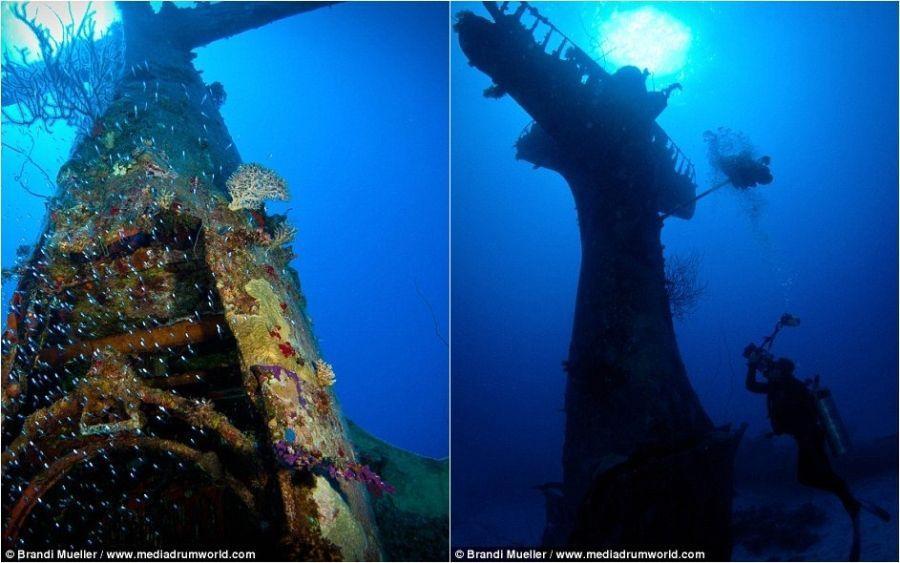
[597,7,691,77]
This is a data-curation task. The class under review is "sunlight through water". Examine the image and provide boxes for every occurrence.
[1,1,120,61]
[597,6,691,77]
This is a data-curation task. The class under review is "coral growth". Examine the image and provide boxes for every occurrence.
[102,131,117,149]
[208,81,227,108]
[270,223,297,247]
[270,387,395,495]
[274,438,320,469]
[252,361,362,501]
[111,161,130,177]
[156,188,175,209]
[229,278,307,369]
[279,341,298,358]
[139,153,178,180]
[226,163,288,211]
[2,3,124,134]
[664,252,706,320]
[315,359,337,387]
[273,438,395,496]
[330,462,396,497]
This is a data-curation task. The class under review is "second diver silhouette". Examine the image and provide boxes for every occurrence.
[743,314,890,561]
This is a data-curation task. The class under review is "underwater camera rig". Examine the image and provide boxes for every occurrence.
[743,313,851,456]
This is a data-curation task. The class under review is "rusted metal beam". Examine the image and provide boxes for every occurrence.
[37,314,227,365]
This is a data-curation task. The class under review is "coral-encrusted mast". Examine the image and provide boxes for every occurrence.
[1,2,393,559]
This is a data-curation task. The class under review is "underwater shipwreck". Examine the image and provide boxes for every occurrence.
[1,2,447,560]
[455,2,775,558]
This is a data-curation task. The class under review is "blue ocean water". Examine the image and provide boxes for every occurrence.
[1,2,448,458]
[451,0,898,548]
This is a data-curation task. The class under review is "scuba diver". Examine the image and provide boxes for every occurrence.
[744,314,890,561]
[717,153,773,188]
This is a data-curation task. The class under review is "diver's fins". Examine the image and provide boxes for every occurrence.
[859,499,891,522]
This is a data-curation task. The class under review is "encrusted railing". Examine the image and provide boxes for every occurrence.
[486,1,696,186]
[652,126,696,183]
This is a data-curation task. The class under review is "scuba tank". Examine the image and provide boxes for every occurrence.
[746,313,852,457]
[811,378,852,457]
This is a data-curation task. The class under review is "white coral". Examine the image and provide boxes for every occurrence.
[226,163,288,211]
[111,161,129,177]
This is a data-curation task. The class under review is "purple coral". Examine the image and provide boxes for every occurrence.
[273,439,395,496]
[261,364,394,495]
[336,462,397,497]
[255,364,306,407]
[274,438,318,468]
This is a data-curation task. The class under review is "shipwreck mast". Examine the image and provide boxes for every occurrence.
[456,2,741,556]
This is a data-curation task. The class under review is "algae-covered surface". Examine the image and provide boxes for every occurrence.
[348,420,449,561]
